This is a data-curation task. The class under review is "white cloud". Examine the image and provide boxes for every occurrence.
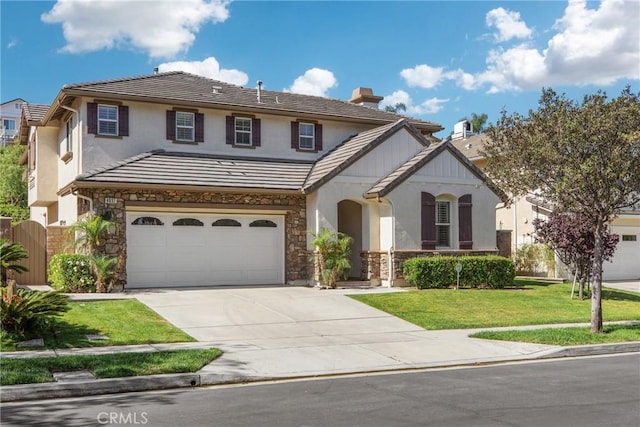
[41,0,230,58]
[285,68,337,97]
[157,57,248,86]
[7,39,17,49]
[404,0,639,94]
[400,64,445,89]
[381,90,448,115]
[486,7,533,42]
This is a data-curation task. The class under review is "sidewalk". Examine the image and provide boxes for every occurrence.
[2,283,639,402]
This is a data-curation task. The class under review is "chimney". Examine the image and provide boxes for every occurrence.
[349,87,383,109]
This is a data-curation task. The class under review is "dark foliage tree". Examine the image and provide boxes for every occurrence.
[533,212,619,300]
[484,87,640,332]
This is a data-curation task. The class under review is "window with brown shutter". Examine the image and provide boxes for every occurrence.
[291,121,322,151]
[421,192,436,250]
[87,103,97,134]
[195,113,204,142]
[88,102,128,137]
[118,105,129,136]
[458,194,473,249]
[166,110,176,140]
[226,115,259,147]
[314,123,323,151]
[252,118,261,147]
[291,121,299,149]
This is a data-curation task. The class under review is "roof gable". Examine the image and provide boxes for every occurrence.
[302,119,430,193]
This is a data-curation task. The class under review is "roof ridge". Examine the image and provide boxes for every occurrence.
[159,151,315,165]
[63,71,185,90]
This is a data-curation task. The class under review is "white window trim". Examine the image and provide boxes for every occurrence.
[235,117,252,146]
[98,104,118,136]
[298,122,315,150]
[436,200,451,248]
[2,119,16,130]
[175,111,195,142]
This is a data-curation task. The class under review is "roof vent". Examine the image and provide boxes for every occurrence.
[153,67,159,74]
[212,85,222,94]
[257,80,263,103]
[452,120,474,140]
[349,87,383,109]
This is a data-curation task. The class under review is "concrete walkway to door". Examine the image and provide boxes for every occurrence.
[133,286,569,381]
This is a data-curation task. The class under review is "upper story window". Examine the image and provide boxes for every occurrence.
[298,123,315,150]
[166,110,203,143]
[235,117,252,145]
[291,121,322,152]
[98,105,118,136]
[436,200,451,247]
[226,115,261,147]
[176,112,194,142]
[87,102,129,138]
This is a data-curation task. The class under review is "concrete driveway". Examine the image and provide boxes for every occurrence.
[133,286,559,380]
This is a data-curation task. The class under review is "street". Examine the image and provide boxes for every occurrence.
[2,353,638,427]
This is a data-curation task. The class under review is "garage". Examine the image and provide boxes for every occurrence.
[126,211,285,288]
[602,225,640,281]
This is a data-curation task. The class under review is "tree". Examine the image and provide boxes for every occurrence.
[310,228,353,289]
[533,212,619,300]
[0,142,29,222]
[459,113,488,133]
[91,255,118,293]
[67,213,116,255]
[384,103,407,114]
[484,87,640,332]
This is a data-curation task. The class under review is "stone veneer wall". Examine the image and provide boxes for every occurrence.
[46,226,72,268]
[362,249,499,285]
[79,188,308,288]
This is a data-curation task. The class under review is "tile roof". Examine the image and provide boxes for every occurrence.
[303,119,430,193]
[58,72,442,132]
[75,150,313,191]
[22,103,50,123]
[449,133,489,160]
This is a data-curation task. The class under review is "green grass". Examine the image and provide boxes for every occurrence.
[0,348,222,386]
[470,324,640,345]
[350,280,640,330]
[1,299,194,351]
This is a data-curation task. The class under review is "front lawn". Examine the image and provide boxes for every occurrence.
[1,299,194,351]
[470,324,640,345]
[0,348,222,386]
[350,280,640,330]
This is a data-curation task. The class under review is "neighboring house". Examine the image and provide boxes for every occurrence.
[21,72,504,289]
[451,124,640,281]
[1,98,25,146]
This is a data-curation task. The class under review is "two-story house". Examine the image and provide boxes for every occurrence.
[22,71,504,289]
[1,98,25,146]
[451,125,640,281]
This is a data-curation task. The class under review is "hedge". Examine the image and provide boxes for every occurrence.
[48,253,96,293]
[402,255,515,289]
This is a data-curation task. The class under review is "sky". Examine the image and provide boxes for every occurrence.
[1,0,638,138]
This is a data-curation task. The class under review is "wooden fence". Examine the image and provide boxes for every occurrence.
[1,218,47,286]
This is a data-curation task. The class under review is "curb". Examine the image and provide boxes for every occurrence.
[2,343,638,403]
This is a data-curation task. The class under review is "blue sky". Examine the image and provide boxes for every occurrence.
[2,0,638,137]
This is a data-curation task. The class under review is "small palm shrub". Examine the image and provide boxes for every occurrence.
[49,253,95,292]
[0,239,29,284]
[310,228,353,288]
[0,284,69,334]
[91,255,118,293]
[67,213,116,254]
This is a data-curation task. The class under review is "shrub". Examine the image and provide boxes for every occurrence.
[49,253,96,292]
[0,285,70,334]
[403,256,515,289]
[0,239,29,284]
[310,228,353,288]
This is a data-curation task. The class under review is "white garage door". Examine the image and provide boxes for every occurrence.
[602,225,640,280]
[126,212,285,288]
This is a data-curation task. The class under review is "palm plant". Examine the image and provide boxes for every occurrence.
[91,255,118,293]
[67,213,116,254]
[310,228,353,289]
[0,239,29,284]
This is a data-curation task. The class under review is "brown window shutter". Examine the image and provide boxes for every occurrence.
[166,110,176,140]
[291,121,299,149]
[314,123,323,151]
[421,192,436,250]
[118,105,129,136]
[458,194,473,249]
[87,102,97,134]
[195,113,204,142]
[252,118,261,147]
[226,116,234,144]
